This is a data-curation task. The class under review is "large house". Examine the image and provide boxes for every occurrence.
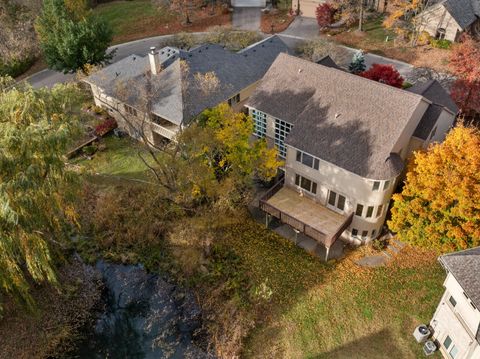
[84,36,290,145]
[417,0,480,42]
[247,53,457,257]
[428,247,480,358]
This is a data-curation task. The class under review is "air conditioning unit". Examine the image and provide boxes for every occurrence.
[423,340,438,356]
[413,324,431,343]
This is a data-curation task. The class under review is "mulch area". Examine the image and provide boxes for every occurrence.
[261,10,296,34]
[112,6,232,44]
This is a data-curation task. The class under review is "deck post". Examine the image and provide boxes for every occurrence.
[293,229,300,244]
[265,213,271,228]
[325,246,330,262]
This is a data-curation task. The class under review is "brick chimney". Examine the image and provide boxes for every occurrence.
[148,47,160,75]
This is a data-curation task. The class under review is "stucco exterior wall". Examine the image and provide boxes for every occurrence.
[418,5,463,42]
[429,109,456,144]
[284,145,396,241]
[391,99,430,160]
[430,273,480,359]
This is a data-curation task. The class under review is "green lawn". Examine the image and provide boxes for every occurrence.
[71,135,156,182]
[93,0,176,43]
[238,239,445,359]
[362,16,396,43]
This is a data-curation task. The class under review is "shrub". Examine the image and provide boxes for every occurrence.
[430,38,452,50]
[82,143,97,156]
[204,27,262,51]
[297,38,350,65]
[0,56,36,78]
[316,2,335,28]
[360,63,404,88]
[94,117,117,137]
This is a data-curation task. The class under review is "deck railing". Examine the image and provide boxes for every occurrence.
[259,180,353,249]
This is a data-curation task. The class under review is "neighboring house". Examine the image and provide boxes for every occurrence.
[84,36,290,144]
[428,247,480,358]
[246,53,457,257]
[417,0,480,42]
[292,0,386,19]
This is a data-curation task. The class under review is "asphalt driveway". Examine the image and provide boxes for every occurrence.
[232,7,262,31]
[281,16,319,38]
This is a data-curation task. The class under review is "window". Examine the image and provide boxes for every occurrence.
[372,229,376,237]
[443,336,452,350]
[252,109,267,138]
[352,229,358,237]
[328,191,346,211]
[383,181,390,190]
[443,337,459,359]
[366,206,374,218]
[355,204,364,217]
[361,230,368,238]
[228,93,241,106]
[436,28,446,40]
[296,150,320,170]
[376,205,384,218]
[449,296,457,307]
[295,174,317,194]
[372,181,380,191]
[449,345,459,359]
[274,118,293,158]
[124,104,137,116]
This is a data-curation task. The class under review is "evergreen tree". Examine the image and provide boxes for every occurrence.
[35,0,115,73]
[0,77,85,313]
[349,50,366,74]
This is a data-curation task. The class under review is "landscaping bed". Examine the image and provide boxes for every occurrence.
[260,10,295,34]
[94,0,232,44]
[330,15,451,73]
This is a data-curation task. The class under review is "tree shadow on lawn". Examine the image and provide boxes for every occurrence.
[312,328,406,359]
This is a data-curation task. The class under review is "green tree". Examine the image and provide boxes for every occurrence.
[388,125,480,252]
[0,77,85,312]
[348,49,366,74]
[35,0,114,73]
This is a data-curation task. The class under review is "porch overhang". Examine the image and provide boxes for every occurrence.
[259,179,353,250]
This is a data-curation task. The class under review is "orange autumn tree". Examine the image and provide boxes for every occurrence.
[388,125,480,253]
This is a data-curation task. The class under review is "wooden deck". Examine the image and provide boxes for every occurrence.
[259,178,354,253]
[267,187,347,237]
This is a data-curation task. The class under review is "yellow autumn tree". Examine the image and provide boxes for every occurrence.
[383,0,426,44]
[388,125,480,252]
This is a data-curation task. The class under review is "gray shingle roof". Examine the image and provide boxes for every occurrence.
[316,55,340,69]
[431,0,480,29]
[439,246,480,343]
[408,80,458,114]
[85,36,290,125]
[247,53,427,180]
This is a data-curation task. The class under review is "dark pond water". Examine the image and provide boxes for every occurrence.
[73,261,213,359]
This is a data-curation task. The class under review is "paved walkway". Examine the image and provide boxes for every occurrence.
[355,236,406,268]
[232,7,262,31]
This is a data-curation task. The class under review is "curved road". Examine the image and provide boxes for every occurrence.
[26,16,414,88]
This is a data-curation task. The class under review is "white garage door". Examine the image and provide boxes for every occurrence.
[231,0,266,7]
